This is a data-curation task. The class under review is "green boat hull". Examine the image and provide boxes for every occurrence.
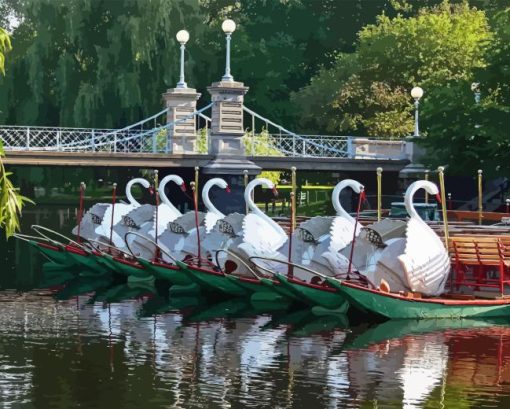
[98,254,150,278]
[273,274,348,310]
[137,258,193,285]
[330,279,510,320]
[32,241,76,267]
[226,275,293,304]
[61,247,110,275]
[176,261,247,297]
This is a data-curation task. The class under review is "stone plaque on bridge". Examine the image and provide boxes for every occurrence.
[162,87,201,154]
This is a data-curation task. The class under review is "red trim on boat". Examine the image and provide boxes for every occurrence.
[341,281,510,306]
[113,257,143,269]
[65,245,88,256]
[287,277,337,293]
[186,264,224,276]
[234,276,262,284]
[152,261,179,271]
[38,242,61,251]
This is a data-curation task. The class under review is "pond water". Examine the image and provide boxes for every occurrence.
[1,205,510,408]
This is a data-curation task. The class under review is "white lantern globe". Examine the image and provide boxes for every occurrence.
[411,86,424,100]
[222,19,236,34]
[176,30,190,44]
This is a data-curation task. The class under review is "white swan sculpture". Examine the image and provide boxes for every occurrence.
[114,174,186,256]
[371,180,450,296]
[181,178,230,259]
[307,179,363,277]
[225,178,288,274]
[156,178,229,263]
[72,178,150,244]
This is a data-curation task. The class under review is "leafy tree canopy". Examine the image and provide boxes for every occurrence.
[292,1,492,138]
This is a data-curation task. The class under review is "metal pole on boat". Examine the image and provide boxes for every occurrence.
[438,167,449,247]
[478,169,483,225]
[192,168,202,266]
[154,170,160,261]
[244,170,249,215]
[424,170,429,204]
[347,187,365,278]
[109,183,117,245]
[287,167,297,278]
[376,167,382,222]
[291,166,297,230]
[448,193,452,211]
[77,182,86,244]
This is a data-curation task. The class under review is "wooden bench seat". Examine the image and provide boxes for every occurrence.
[449,235,510,295]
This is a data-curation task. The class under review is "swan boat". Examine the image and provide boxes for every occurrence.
[325,180,510,320]
[173,178,301,304]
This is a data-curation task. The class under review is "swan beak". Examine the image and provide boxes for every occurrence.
[225,185,231,193]
[272,187,279,197]
[436,193,441,203]
[149,186,155,195]
[180,183,187,192]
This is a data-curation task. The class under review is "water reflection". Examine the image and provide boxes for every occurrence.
[2,207,510,407]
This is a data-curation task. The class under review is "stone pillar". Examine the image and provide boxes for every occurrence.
[203,80,261,214]
[398,137,427,192]
[162,87,201,154]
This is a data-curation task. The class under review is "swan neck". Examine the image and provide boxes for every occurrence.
[332,181,355,223]
[126,178,146,206]
[159,176,182,216]
[404,183,423,222]
[202,179,225,217]
[245,179,286,237]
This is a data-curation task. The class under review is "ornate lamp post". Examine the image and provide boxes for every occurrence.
[411,86,424,137]
[221,19,236,81]
[176,29,190,88]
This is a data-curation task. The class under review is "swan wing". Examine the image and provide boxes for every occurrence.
[241,213,287,254]
[181,226,207,257]
[328,216,359,253]
[204,212,223,234]
[398,218,450,296]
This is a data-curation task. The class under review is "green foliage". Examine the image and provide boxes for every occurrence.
[196,127,208,154]
[0,0,203,127]
[0,0,390,128]
[242,129,282,184]
[293,1,492,138]
[0,27,33,238]
[0,27,11,75]
[421,6,510,177]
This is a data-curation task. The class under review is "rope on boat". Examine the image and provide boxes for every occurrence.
[124,231,178,264]
[31,225,83,249]
[214,249,261,279]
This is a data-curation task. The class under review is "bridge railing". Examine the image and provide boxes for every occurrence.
[243,106,407,160]
[1,103,407,160]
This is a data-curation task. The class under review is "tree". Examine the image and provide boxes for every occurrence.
[0,27,32,237]
[292,1,492,138]
[0,0,204,128]
[420,7,510,177]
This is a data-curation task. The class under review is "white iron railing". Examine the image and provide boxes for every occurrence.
[0,103,407,160]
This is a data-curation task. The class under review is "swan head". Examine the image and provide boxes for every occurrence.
[205,178,230,192]
[132,178,150,189]
[343,179,364,194]
[404,180,441,219]
[159,174,186,193]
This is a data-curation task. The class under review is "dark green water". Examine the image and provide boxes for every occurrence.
[2,205,510,408]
